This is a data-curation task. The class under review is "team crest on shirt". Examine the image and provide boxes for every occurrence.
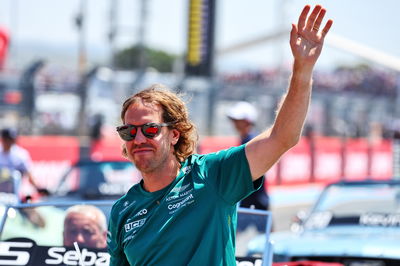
[119,200,136,215]
[165,181,195,214]
[170,183,191,193]
[181,166,192,175]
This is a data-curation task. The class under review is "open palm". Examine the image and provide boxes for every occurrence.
[290,5,333,68]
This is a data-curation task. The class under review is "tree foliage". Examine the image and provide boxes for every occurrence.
[114,45,176,72]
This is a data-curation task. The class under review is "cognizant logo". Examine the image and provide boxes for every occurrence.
[167,194,194,210]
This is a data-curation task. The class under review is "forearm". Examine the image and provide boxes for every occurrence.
[26,172,39,189]
[269,61,313,148]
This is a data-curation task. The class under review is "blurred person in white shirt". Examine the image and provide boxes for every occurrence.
[0,128,48,200]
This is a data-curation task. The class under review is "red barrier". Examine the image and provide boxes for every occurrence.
[197,136,239,154]
[17,135,393,189]
[369,139,392,179]
[0,26,9,70]
[314,137,343,183]
[90,136,127,161]
[18,136,79,162]
[199,136,392,186]
[276,138,312,185]
[17,136,79,189]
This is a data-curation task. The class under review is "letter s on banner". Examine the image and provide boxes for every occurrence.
[0,241,33,265]
[45,247,66,264]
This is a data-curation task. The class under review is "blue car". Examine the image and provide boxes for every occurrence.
[247,180,400,265]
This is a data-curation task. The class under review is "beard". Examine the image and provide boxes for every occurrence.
[128,141,172,174]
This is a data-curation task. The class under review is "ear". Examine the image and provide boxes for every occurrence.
[102,231,108,241]
[170,129,180,145]
[121,143,128,158]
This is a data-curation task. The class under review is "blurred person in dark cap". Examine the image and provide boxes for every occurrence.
[0,128,49,200]
[227,102,270,231]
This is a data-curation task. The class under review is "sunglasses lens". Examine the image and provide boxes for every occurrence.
[117,126,135,141]
[117,123,169,140]
[129,127,137,137]
[143,125,160,138]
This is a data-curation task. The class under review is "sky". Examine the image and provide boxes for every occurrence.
[0,0,399,72]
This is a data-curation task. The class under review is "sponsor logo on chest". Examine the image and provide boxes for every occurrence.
[124,218,147,233]
[165,182,195,214]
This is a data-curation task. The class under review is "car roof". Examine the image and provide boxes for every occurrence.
[327,179,400,187]
[73,160,131,166]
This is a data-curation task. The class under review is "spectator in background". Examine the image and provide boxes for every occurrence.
[227,102,271,233]
[227,101,259,145]
[0,128,48,200]
[89,113,104,142]
[63,204,107,249]
[226,101,270,211]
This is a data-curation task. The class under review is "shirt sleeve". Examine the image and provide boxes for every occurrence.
[198,144,263,205]
[12,146,33,174]
[107,205,129,266]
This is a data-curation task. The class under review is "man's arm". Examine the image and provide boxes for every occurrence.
[20,150,50,195]
[20,170,48,196]
[25,171,40,189]
[245,5,333,180]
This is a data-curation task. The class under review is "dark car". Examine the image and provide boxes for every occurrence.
[47,160,142,201]
[247,180,400,266]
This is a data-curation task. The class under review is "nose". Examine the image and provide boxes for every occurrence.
[74,232,86,244]
[132,127,147,144]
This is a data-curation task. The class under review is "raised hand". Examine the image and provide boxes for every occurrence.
[290,5,333,69]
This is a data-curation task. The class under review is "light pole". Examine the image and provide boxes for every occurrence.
[76,0,87,76]
[393,77,400,179]
[108,0,119,69]
[75,0,90,161]
[9,0,19,69]
[132,0,149,89]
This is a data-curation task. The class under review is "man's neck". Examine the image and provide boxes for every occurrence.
[141,159,181,192]
[239,128,252,139]
[1,143,13,153]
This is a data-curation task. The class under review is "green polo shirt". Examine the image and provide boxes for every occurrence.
[107,145,262,265]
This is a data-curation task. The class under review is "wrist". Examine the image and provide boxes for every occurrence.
[291,61,314,83]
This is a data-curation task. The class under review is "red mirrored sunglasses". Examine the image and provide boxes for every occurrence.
[116,122,173,141]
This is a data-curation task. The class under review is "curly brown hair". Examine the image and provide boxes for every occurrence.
[120,84,198,162]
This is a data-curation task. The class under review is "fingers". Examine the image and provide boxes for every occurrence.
[297,4,332,39]
[294,4,333,42]
[312,8,326,32]
[321,19,333,38]
[305,5,322,31]
[297,5,311,31]
[289,23,298,47]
